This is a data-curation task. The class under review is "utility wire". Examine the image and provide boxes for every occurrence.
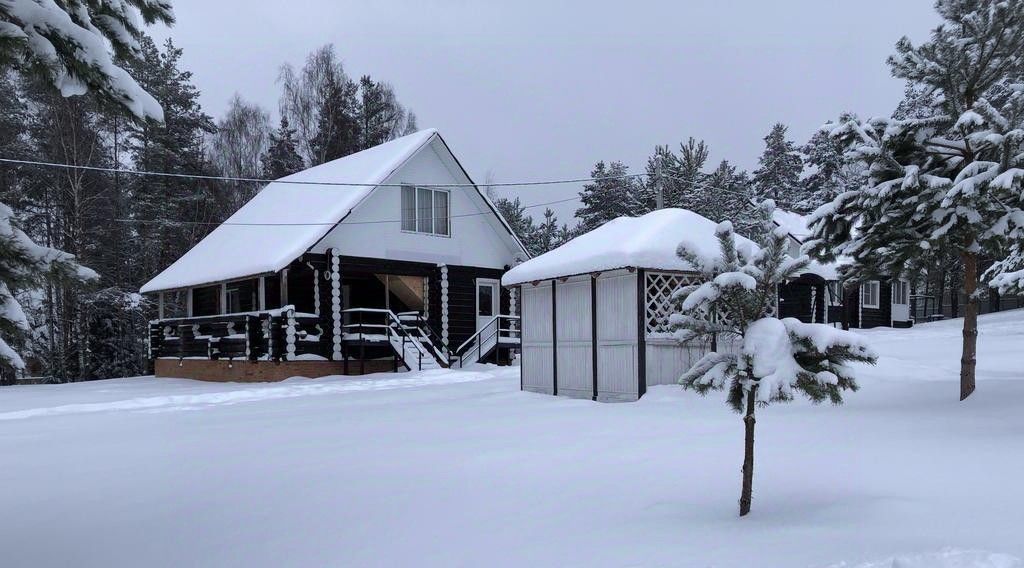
[0,157,646,188]
[110,178,786,228]
[112,195,585,227]
[1,155,792,226]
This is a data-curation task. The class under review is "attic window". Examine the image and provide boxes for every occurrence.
[401,186,450,236]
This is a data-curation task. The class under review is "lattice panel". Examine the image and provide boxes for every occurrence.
[646,271,700,336]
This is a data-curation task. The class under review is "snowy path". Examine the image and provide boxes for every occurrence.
[1,312,1023,567]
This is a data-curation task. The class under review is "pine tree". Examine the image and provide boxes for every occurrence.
[493,196,536,252]
[357,75,409,149]
[0,71,29,207]
[704,160,756,230]
[125,37,217,292]
[797,129,859,212]
[262,116,305,179]
[806,0,1024,400]
[752,123,805,209]
[672,203,876,516]
[575,161,641,232]
[309,70,360,164]
[528,209,562,255]
[0,0,173,121]
[639,139,712,212]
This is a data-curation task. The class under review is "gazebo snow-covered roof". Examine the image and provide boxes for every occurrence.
[503,208,757,286]
[141,129,440,293]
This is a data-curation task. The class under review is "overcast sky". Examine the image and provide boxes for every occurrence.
[153,0,940,222]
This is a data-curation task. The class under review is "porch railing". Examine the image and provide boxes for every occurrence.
[149,306,323,362]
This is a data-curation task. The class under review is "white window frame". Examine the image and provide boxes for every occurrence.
[401,185,451,237]
[861,281,880,309]
[892,280,909,305]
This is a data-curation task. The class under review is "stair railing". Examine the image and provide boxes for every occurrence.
[452,314,521,368]
[341,308,443,370]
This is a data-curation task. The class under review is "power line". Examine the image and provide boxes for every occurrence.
[0,157,646,188]
[2,155,793,226]
[113,195,584,227]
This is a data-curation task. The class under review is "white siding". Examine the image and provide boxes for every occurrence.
[555,276,593,399]
[595,270,638,402]
[645,339,709,386]
[521,282,554,394]
[312,139,524,269]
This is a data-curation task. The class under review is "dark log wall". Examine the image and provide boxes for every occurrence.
[843,279,893,329]
[442,265,508,352]
[778,276,826,323]
[860,280,892,328]
[226,278,258,313]
[192,285,220,316]
[287,262,317,314]
[265,277,282,310]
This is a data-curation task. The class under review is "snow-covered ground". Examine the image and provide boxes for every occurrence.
[2,311,1024,567]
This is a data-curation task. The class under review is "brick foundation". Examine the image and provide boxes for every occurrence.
[154,359,401,382]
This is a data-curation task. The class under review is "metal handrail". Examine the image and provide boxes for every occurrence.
[341,308,442,370]
[449,315,521,367]
[454,315,520,356]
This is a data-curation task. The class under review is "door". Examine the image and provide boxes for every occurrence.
[891,280,910,323]
[476,279,500,331]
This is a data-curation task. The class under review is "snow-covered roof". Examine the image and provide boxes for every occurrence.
[141,130,440,293]
[771,209,840,281]
[772,209,812,243]
[503,209,758,285]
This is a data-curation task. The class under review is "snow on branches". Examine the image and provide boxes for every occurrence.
[671,202,876,516]
[0,0,174,120]
[672,202,876,411]
[803,0,1023,400]
[0,203,96,371]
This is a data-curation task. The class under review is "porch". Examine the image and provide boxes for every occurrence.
[148,250,521,380]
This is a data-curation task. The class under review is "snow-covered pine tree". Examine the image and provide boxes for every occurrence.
[262,116,306,180]
[0,0,173,121]
[575,161,641,232]
[672,203,876,516]
[704,160,757,232]
[752,123,806,209]
[493,196,537,253]
[806,0,1024,400]
[0,203,96,382]
[797,129,861,213]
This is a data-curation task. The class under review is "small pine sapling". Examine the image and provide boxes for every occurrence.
[671,203,877,516]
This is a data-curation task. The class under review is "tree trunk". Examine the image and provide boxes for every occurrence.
[960,251,978,401]
[740,384,757,516]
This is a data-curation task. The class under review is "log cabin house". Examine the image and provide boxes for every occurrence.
[771,209,913,329]
[142,129,528,381]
